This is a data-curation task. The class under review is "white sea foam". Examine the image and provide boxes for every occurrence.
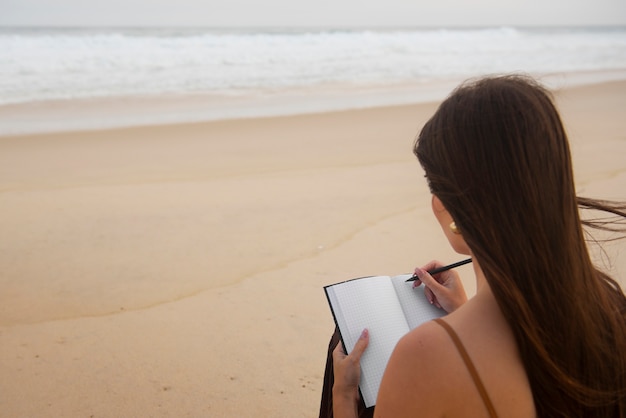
[2,27,626,105]
[1,27,626,134]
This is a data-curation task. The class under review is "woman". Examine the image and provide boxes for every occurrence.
[323,75,626,418]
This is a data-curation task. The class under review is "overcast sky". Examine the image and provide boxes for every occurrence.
[2,0,626,28]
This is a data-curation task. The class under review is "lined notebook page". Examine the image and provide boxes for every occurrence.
[390,274,445,330]
[325,276,410,407]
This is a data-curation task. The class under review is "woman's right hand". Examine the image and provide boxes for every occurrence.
[412,260,467,313]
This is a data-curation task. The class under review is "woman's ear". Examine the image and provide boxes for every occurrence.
[431,195,447,214]
[431,195,452,230]
[431,195,471,255]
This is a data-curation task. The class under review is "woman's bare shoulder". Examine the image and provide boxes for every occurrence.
[375,320,463,417]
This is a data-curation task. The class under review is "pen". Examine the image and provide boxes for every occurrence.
[405,258,472,282]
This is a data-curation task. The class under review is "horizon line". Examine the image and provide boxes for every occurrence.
[1,23,625,31]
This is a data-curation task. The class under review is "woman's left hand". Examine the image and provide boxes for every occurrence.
[332,328,370,406]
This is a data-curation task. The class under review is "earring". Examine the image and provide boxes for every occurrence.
[449,222,460,234]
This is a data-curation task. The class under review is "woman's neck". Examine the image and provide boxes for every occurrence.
[472,257,489,292]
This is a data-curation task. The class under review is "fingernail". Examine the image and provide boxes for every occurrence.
[414,267,425,279]
[360,329,369,339]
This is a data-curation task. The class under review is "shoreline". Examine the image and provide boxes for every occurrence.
[0,78,464,136]
[2,69,626,137]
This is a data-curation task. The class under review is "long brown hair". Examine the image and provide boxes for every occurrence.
[414,75,626,417]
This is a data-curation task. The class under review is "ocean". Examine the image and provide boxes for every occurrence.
[1,26,626,134]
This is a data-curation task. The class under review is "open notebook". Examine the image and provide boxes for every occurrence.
[324,274,445,407]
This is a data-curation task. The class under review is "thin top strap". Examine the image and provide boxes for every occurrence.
[433,318,499,418]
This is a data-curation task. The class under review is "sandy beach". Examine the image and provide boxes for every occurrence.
[1,79,625,417]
